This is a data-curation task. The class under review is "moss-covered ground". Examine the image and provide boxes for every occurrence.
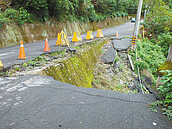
[43,39,107,88]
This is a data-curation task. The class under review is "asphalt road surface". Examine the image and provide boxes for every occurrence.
[0,75,171,129]
[0,22,171,128]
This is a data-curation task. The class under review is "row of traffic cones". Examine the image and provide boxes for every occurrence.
[18,37,49,60]
[18,31,119,60]
[72,30,118,42]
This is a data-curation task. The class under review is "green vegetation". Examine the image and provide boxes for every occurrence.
[0,0,140,28]
[157,33,172,57]
[130,38,166,78]
[143,0,172,57]
[158,70,172,119]
[131,0,172,77]
[129,0,172,119]
[141,0,172,73]
[149,70,172,120]
[0,4,33,27]
[158,70,172,120]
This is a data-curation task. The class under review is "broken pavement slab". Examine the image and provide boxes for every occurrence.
[0,75,171,128]
[101,37,132,64]
[112,38,132,51]
[101,43,117,64]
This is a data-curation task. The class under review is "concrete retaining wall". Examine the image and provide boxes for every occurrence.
[0,17,129,48]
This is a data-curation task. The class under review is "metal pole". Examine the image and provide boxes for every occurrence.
[132,0,143,50]
[144,4,147,20]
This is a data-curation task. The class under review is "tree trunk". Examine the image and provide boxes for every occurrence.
[167,44,172,63]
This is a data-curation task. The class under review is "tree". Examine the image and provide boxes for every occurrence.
[11,0,49,21]
[144,0,172,37]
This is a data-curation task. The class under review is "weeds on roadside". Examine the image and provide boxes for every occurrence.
[149,70,172,120]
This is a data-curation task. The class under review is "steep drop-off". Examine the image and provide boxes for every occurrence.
[43,40,107,88]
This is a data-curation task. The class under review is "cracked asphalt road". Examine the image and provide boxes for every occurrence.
[0,75,171,129]
[0,22,171,128]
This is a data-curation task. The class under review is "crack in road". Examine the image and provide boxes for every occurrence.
[50,87,150,104]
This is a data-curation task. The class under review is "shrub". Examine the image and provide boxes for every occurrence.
[78,16,88,22]
[157,33,172,57]
[12,0,48,22]
[143,1,172,38]
[112,13,117,17]
[0,12,8,27]
[124,12,128,16]
[18,7,33,25]
[130,38,166,77]
[88,10,98,22]
[0,0,11,11]
[120,12,125,17]
[4,7,33,25]
[116,12,121,17]
[96,14,104,21]
[157,70,172,120]
[5,8,18,21]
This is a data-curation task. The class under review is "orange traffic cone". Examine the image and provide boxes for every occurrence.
[43,37,50,52]
[116,32,118,37]
[18,40,26,60]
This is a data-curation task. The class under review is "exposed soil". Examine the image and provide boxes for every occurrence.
[92,42,140,93]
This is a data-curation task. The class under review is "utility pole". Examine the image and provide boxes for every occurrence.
[132,0,143,50]
[132,0,144,94]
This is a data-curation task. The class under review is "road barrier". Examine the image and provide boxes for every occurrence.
[56,30,70,47]
[131,36,137,50]
[86,30,94,40]
[72,32,82,42]
[56,33,63,46]
[0,60,3,70]
[18,40,26,60]
[43,37,50,52]
[96,29,104,38]
[132,36,137,44]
